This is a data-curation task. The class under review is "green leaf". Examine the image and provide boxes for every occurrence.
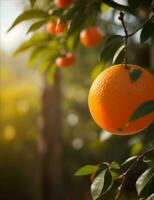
[37,60,51,73]
[27,20,46,34]
[136,168,154,195]
[112,45,125,64]
[59,6,76,24]
[128,67,143,83]
[67,12,86,36]
[128,0,145,9]
[122,156,137,166]
[147,67,154,75]
[102,0,133,13]
[66,32,80,50]
[111,161,121,169]
[143,153,154,166]
[48,9,63,18]
[91,169,107,200]
[29,0,37,7]
[99,35,123,63]
[91,63,105,80]
[140,22,154,43]
[128,100,154,124]
[8,9,48,32]
[28,46,46,66]
[146,193,154,200]
[143,158,154,167]
[14,33,49,55]
[98,170,113,198]
[74,165,99,176]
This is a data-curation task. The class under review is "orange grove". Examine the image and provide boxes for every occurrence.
[88,64,154,135]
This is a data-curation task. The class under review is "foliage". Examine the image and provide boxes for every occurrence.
[75,147,154,200]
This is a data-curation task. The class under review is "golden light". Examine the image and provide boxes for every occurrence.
[4,125,16,141]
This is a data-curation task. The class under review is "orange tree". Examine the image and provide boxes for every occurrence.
[9,0,154,199]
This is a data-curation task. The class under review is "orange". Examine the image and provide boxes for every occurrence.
[80,27,102,48]
[54,0,72,8]
[88,64,154,135]
[46,17,65,35]
[55,53,75,67]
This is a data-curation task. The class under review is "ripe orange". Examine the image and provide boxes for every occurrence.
[80,27,102,47]
[88,64,154,135]
[54,0,72,8]
[46,17,65,35]
[55,53,75,67]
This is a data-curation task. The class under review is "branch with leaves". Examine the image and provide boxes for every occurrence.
[75,147,154,200]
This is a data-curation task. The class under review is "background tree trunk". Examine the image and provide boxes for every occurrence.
[39,69,63,200]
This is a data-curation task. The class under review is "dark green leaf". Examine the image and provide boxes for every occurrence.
[48,9,63,18]
[99,35,123,63]
[110,170,119,179]
[111,161,121,169]
[91,169,107,200]
[98,170,113,198]
[112,45,125,64]
[66,32,80,50]
[128,0,145,9]
[136,168,154,195]
[8,9,48,32]
[122,156,137,166]
[147,67,154,75]
[146,193,154,200]
[67,12,86,36]
[29,0,37,7]
[128,67,143,83]
[27,20,46,34]
[102,0,133,13]
[74,165,99,176]
[128,100,154,124]
[140,22,154,43]
[143,158,154,167]
[143,153,154,167]
[142,0,153,7]
[59,6,76,24]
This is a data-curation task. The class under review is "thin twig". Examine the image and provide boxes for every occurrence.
[127,15,154,38]
[118,10,154,70]
[118,12,129,69]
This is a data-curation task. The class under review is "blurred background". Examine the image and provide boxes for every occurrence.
[0,0,153,200]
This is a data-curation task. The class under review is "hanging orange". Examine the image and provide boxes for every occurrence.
[55,53,75,68]
[46,17,65,35]
[88,64,154,135]
[80,27,102,47]
[54,0,72,8]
